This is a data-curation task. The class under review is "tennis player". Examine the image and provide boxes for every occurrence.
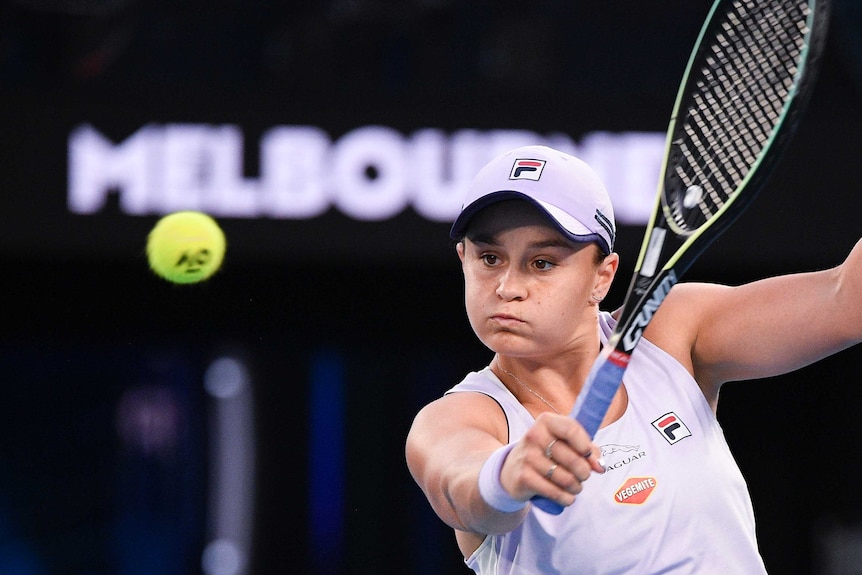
[405,145,862,573]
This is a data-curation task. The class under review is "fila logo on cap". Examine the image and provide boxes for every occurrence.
[651,412,692,445]
[509,159,546,181]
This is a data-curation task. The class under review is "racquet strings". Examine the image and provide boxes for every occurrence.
[667,0,811,233]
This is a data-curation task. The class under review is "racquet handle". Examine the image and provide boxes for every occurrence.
[530,351,629,515]
[572,350,628,437]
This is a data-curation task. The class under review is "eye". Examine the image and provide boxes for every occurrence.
[480,254,499,266]
[533,259,555,271]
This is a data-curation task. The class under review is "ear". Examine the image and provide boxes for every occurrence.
[593,251,619,301]
[456,241,466,265]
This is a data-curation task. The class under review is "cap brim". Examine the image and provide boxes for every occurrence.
[449,191,610,254]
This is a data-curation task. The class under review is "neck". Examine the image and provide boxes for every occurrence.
[490,347,628,427]
[495,362,563,414]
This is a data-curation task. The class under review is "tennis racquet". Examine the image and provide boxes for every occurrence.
[532,0,830,515]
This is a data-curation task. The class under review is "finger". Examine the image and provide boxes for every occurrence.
[545,438,558,461]
[540,458,589,497]
[582,445,607,474]
[534,443,592,489]
[521,415,601,497]
[542,416,606,476]
[500,438,577,504]
[522,441,584,495]
[552,443,602,484]
[536,463,582,504]
[540,413,595,458]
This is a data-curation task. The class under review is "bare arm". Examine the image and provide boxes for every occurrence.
[648,239,862,400]
[405,391,604,535]
[405,392,526,534]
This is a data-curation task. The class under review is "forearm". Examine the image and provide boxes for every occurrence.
[407,394,603,535]
[413,444,529,535]
[454,445,531,534]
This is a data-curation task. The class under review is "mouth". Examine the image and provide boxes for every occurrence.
[490,314,525,329]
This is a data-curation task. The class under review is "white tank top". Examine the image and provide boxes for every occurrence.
[447,312,767,574]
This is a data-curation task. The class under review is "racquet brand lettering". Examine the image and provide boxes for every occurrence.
[621,271,678,350]
[614,477,657,505]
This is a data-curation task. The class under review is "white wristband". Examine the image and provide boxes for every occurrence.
[478,443,528,513]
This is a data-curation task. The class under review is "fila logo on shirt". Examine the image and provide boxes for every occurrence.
[509,159,546,181]
[651,412,692,445]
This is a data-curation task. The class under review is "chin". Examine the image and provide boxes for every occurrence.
[480,334,532,357]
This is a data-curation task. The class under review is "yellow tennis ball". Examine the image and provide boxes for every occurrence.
[146,211,226,284]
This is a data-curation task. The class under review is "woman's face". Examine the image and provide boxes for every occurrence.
[457,201,615,361]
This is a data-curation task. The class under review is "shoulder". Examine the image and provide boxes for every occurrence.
[410,388,510,445]
[635,282,729,370]
[640,282,741,403]
[611,281,722,336]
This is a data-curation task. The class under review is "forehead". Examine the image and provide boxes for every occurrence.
[464,200,560,240]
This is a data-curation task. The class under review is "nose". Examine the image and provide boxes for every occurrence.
[496,268,527,301]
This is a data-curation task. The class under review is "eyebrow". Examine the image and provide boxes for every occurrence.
[467,233,500,246]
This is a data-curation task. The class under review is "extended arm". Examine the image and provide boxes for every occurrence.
[649,239,862,400]
[405,391,603,536]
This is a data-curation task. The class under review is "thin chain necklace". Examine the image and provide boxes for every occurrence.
[497,365,561,414]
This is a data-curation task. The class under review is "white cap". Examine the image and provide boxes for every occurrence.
[449,145,615,255]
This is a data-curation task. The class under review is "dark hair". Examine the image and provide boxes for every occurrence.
[590,243,608,266]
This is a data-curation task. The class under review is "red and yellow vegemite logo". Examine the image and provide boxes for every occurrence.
[614,477,658,505]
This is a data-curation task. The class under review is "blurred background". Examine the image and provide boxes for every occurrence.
[0,1,861,574]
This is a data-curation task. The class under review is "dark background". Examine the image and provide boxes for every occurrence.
[1,1,862,574]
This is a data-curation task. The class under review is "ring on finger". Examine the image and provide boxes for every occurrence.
[545,439,558,459]
[545,463,559,479]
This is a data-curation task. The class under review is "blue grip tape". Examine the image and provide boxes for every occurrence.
[530,354,628,515]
